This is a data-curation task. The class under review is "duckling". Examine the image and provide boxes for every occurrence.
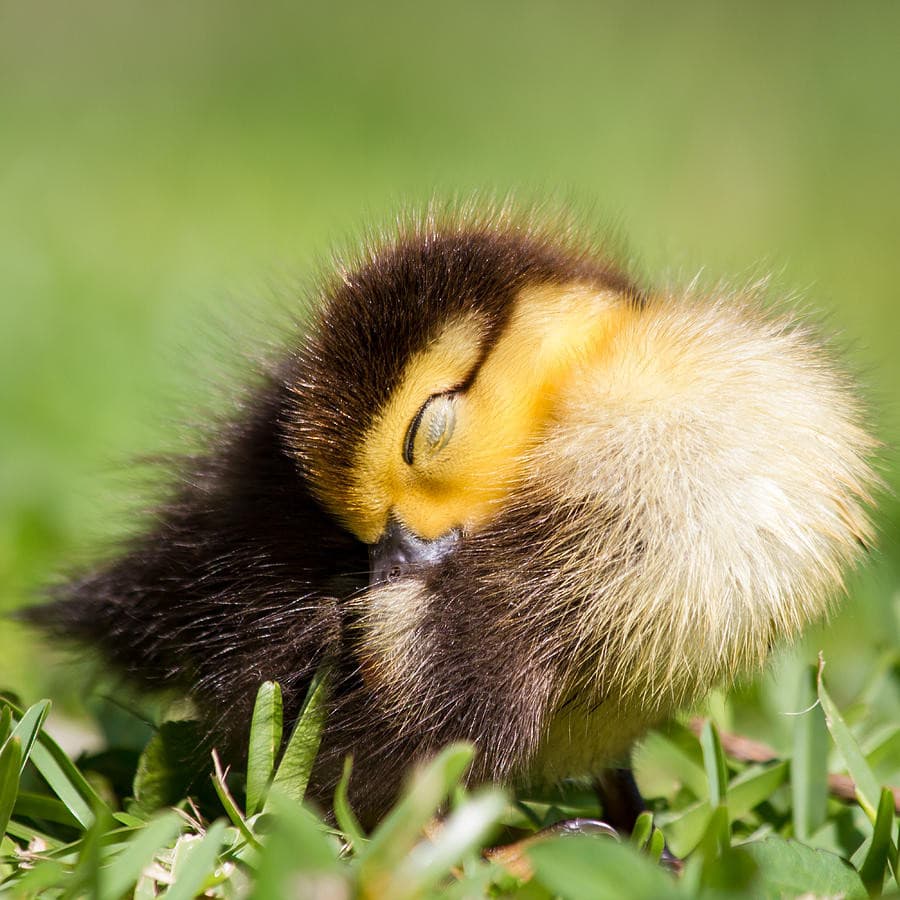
[29,202,877,828]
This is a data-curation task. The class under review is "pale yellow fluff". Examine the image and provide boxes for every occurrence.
[533,291,876,720]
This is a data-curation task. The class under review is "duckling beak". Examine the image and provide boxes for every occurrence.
[368,518,460,587]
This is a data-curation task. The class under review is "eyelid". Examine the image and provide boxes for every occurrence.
[403,390,459,466]
[403,402,428,465]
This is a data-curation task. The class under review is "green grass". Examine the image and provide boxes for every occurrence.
[2,661,899,898]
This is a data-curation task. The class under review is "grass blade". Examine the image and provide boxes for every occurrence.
[6,700,51,774]
[29,741,100,830]
[13,791,82,829]
[67,801,114,899]
[4,817,63,850]
[697,803,731,859]
[211,750,261,851]
[246,681,283,817]
[0,695,110,828]
[162,819,227,900]
[6,860,68,896]
[792,665,829,841]
[267,667,328,809]
[647,826,666,862]
[359,743,474,882]
[334,755,366,852]
[0,736,22,837]
[630,810,653,848]
[253,792,342,896]
[655,760,786,860]
[858,787,898,895]
[388,788,506,898]
[700,721,728,809]
[817,659,881,821]
[99,810,182,900]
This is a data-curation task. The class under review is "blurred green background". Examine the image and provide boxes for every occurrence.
[1,1,898,748]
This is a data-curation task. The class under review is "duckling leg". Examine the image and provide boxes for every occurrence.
[594,767,644,832]
[594,767,682,870]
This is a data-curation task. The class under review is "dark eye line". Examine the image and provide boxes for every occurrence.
[402,401,428,466]
[403,387,462,466]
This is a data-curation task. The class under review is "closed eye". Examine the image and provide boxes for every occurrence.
[403,391,459,466]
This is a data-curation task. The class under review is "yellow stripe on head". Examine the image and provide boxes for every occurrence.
[334,314,486,543]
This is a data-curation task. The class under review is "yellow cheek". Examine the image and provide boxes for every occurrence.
[396,284,632,539]
[391,417,508,539]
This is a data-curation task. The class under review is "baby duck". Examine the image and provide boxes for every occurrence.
[32,202,877,827]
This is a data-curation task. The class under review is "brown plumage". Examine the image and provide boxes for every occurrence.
[27,201,877,825]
